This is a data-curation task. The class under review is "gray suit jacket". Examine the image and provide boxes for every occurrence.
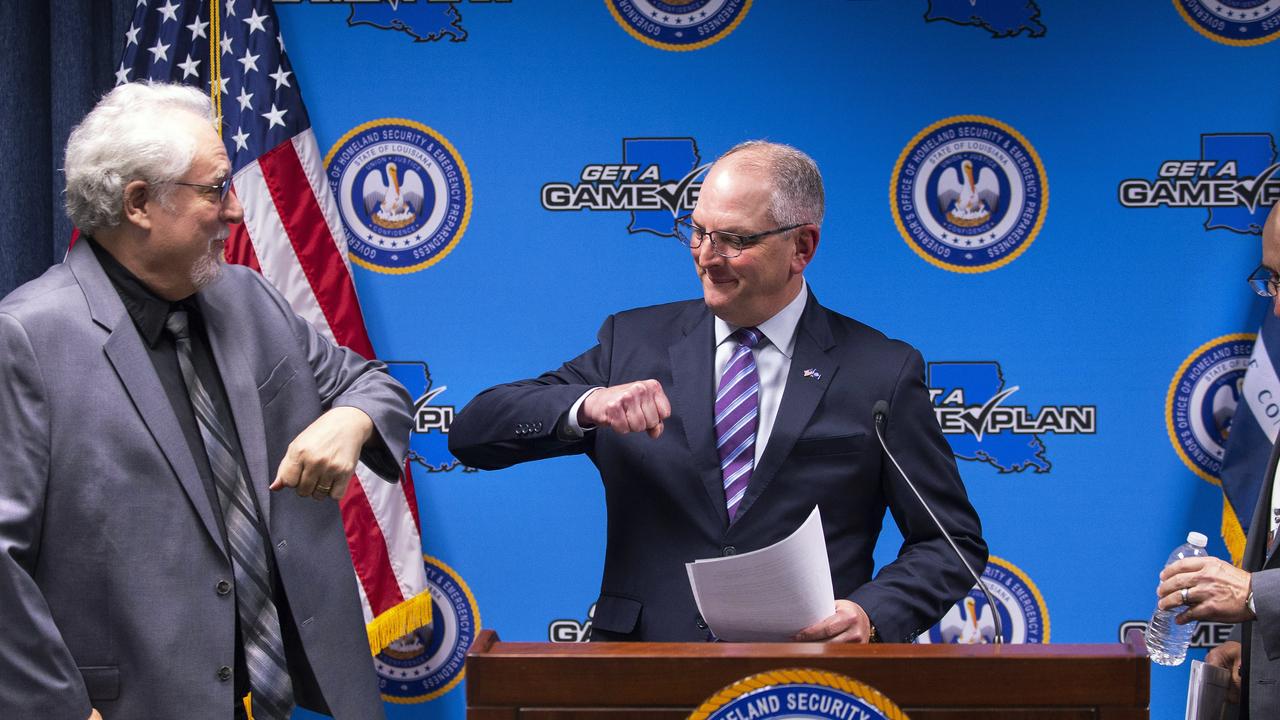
[0,242,413,720]
[1240,438,1280,718]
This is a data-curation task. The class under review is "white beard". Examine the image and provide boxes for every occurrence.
[190,229,229,291]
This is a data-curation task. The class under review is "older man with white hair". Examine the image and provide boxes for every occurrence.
[0,82,412,720]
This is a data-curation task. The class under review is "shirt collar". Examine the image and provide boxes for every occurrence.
[87,237,190,348]
[714,278,808,358]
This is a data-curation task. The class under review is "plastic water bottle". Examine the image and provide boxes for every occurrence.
[1146,531,1209,666]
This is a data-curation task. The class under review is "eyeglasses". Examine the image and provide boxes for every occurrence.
[172,177,232,203]
[1248,264,1280,297]
[674,216,809,258]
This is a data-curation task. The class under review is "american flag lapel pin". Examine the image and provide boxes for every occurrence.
[803,368,821,380]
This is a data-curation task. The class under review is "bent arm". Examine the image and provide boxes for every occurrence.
[259,272,413,481]
[0,314,93,720]
[449,316,616,470]
[848,348,988,642]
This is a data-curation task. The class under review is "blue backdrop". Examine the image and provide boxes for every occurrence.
[269,3,1280,719]
[28,1,1280,718]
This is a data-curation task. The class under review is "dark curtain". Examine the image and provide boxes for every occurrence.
[0,0,134,297]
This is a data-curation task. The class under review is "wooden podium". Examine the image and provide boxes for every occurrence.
[466,630,1149,719]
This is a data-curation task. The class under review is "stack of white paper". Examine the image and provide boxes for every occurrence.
[685,506,835,642]
[1185,659,1231,720]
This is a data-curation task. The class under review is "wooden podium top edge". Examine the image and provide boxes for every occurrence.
[467,629,1147,661]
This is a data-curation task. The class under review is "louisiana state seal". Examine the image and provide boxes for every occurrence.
[325,118,472,275]
[891,115,1047,273]
[1167,334,1256,484]
[606,0,751,51]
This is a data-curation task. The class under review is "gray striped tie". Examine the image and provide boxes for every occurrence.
[166,311,294,720]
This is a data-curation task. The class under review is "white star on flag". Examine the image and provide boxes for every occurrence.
[244,8,269,35]
[261,103,287,129]
[269,67,292,90]
[177,55,201,79]
[220,32,233,56]
[148,39,170,63]
[238,48,260,74]
[114,62,132,86]
[186,17,209,40]
[236,87,254,111]
[231,127,250,152]
[125,24,140,46]
[225,0,237,18]
[156,0,178,22]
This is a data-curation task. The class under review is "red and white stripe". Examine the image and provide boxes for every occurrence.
[227,128,428,646]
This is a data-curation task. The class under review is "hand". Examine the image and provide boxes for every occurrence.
[1206,640,1243,704]
[1157,556,1254,624]
[579,380,671,438]
[271,406,374,500]
[793,599,874,643]
[89,711,102,720]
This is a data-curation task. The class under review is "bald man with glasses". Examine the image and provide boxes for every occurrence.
[451,140,987,644]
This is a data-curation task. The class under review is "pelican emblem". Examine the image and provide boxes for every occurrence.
[937,159,1000,228]
[363,161,426,231]
[939,595,995,644]
[1211,378,1243,443]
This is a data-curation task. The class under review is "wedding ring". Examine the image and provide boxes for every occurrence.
[1181,587,1190,604]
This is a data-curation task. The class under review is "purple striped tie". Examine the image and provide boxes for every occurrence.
[717,327,763,521]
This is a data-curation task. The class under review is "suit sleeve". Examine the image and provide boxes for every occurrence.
[449,315,616,470]
[253,272,414,481]
[0,313,94,720]
[1255,567,1280,660]
[847,347,988,643]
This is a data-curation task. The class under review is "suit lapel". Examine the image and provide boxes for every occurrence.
[734,292,837,523]
[667,304,729,526]
[198,289,275,530]
[69,243,227,554]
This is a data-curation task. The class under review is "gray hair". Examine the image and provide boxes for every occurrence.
[716,140,825,229]
[64,81,215,235]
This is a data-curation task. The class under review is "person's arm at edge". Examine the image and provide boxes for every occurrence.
[0,313,95,720]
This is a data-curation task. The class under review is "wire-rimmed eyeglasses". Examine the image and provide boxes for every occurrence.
[1248,264,1280,297]
[172,177,232,203]
[674,215,810,258]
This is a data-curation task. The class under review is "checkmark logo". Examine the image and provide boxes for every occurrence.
[1230,161,1280,214]
[655,164,710,216]
[958,386,1020,441]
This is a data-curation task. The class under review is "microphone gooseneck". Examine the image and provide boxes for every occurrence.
[873,401,1004,644]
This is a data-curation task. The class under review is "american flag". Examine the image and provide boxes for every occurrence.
[1220,313,1280,565]
[116,0,431,654]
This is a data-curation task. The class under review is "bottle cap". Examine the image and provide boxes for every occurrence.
[1187,531,1208,547]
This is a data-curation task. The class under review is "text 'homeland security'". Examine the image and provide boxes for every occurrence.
[715,692,877,720]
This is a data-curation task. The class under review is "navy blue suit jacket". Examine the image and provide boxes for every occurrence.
[449,290,986,642]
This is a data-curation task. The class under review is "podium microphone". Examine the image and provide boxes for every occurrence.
[872,400,1003,644]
